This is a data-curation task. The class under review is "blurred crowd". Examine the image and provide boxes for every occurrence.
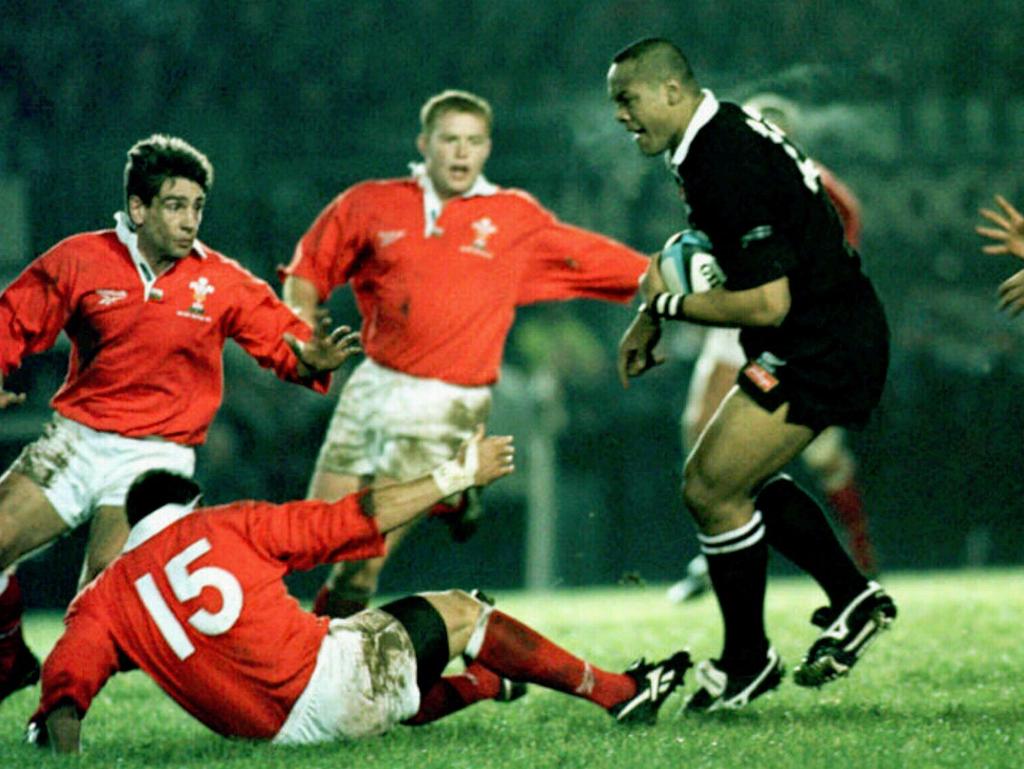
[2,1,1024,604]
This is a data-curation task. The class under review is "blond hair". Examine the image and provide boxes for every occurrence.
[419,89,493,135]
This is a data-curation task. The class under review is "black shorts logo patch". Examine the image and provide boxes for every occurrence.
[743,361,779,393]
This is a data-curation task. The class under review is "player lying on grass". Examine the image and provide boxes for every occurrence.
[27,430,689,753]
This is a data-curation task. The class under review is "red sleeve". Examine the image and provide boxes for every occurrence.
[280,187,372,302]
[223,267,331,394]
[512,199,648,306]
[32,596,124,722]
[819,165,862,248]
[0,247,75,376]
[235,491,386,571]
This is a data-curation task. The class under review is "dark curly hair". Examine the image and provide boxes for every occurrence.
[123,134,214,212]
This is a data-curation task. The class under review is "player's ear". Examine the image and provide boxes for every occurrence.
[416,132,428,157]
[664,78,684,107]
[127,195,147,227]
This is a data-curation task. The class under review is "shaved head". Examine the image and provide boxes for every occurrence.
[612,38,699,95]
[607,37,704,156]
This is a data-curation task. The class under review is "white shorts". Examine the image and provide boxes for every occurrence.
[683,327,746,429]
[316,358,492,481]
[7,413,195,528]
[273,609,421,744]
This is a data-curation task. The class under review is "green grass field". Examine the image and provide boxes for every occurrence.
[2,569,1022,769]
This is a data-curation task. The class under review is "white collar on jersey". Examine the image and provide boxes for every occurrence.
[123,500,200,552]
[114,211,208,300]
[409,162,498,238]
[666,88,720,170]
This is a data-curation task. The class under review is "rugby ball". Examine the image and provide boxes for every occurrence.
[658,230,725,294]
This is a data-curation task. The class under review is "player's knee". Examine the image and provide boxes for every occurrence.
[682,464,756,531]
[680,465,720,522]
[416,588,483,651]
[445,589,485,626]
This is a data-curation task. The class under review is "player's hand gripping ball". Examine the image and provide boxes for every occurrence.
[658,229,725,294]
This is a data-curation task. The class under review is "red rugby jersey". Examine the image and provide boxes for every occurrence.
[283,178,647,386]
[818,164,862,248]
[0,229,327,444]
[31,493,386,740]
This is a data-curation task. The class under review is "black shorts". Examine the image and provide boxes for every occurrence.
[737,284,889,433]
[379,596,449,691]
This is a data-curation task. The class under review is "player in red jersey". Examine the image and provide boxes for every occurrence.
[667,94,877,604]
[0,135,358,702]
[27,431,689,752]
[282,90,649,617]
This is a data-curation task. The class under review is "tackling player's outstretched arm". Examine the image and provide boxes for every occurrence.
[370,426,515,534]
[251,427,515,572]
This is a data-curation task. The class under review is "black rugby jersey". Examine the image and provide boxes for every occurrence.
[670,91,884,363]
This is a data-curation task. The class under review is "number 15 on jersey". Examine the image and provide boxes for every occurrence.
[133,538,244,660]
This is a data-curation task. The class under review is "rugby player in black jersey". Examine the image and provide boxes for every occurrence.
[608,37,896,711]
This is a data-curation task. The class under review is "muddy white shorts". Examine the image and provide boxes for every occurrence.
[7,413,195,528]
[273,609,421,744]
[315,357,492,481]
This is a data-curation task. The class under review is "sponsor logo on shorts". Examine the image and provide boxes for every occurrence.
[459,217,498,258]
[743,362,779,393]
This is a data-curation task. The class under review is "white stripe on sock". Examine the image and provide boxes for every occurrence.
[698,511,763,546]
[463,602,494,660]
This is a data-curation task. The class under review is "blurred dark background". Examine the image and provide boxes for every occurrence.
[2,1,1023,607]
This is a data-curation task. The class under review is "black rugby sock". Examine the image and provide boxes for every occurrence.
[757,474,869,608]
[699,514,770,672]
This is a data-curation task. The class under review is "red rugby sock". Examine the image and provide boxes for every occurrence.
[403,661,503,725]
[472,610,635,709]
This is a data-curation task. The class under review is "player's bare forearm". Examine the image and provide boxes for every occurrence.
[371,429,514,532]
[676,277,790,327]
[617,311,664,387]
[282,275,320,326]
[45,705,81,754]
